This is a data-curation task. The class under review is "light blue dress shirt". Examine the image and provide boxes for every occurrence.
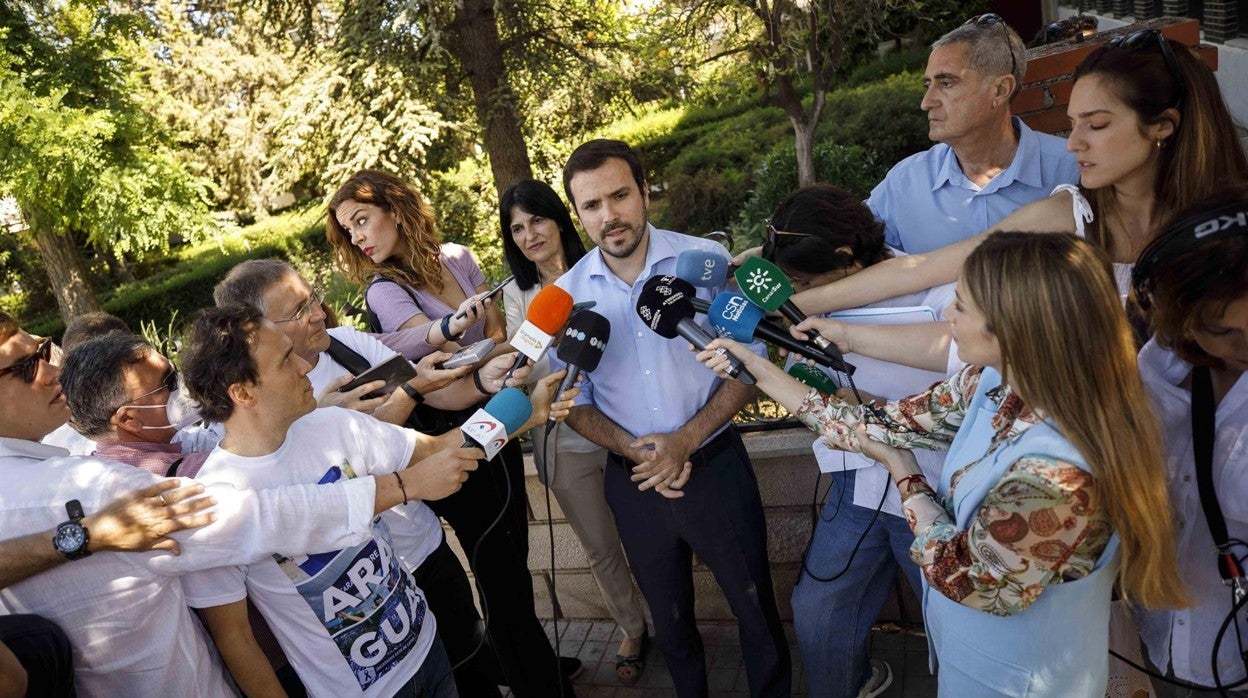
[866,117,1079,253]
[552,225,763,443]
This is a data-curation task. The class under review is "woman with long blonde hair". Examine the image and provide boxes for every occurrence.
[698,232,1186,696]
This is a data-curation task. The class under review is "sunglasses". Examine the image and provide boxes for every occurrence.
[1106,29,1185,101]
[118,368,180,410]
[0,338,52,383]
[964,13,1017,80]
[761,220,816,261]
[273,287,324,325]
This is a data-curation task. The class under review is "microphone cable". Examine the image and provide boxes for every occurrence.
[540,426,567,698]
[1108,549,1248,695]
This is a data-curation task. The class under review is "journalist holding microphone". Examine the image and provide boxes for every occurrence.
[696,232,1186,696]
[551,139,791,697]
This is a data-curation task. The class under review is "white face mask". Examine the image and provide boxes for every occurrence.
[128,387,202,432]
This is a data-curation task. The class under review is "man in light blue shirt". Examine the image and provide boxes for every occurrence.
[553,139,790,697]
[867,17,1079,253]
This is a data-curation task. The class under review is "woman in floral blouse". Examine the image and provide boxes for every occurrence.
[697,232,1187,696]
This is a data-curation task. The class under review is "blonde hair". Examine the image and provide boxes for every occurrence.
[326,170,444,292]
[963,232,1187,609]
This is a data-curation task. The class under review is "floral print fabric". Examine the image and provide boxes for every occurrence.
[793,365,1112,615]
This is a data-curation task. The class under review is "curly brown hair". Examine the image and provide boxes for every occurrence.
[326,170,445,292]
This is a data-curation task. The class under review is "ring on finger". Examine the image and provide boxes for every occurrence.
[159,494,168,506]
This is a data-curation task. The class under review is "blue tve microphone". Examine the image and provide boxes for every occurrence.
[460,387,532,460]
[706,291,855,374]
[675,249,730,289]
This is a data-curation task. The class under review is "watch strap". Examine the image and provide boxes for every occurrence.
[400,382,424,405]
[65,499,85,522]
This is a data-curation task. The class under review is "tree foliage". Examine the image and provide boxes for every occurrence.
[0,0,215,318]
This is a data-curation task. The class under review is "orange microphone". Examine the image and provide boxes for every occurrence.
[505,285,575,380]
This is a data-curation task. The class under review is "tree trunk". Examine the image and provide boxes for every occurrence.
[447,0,534,198]
[31,226,100,320]
[102,247,136,285]
[792,118,817,187]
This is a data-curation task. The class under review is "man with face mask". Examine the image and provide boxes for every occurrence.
[59,333,209,477]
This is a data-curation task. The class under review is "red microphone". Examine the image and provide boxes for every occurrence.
[505,285,575,380]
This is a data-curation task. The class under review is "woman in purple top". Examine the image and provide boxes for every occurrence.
[326,169,576,697]
[326,169,506,358]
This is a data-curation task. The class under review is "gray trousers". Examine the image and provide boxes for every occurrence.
[534,424,649,640]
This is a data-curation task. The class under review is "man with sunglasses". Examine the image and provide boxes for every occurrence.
[0,310,462,695]
[866,14,1078,254]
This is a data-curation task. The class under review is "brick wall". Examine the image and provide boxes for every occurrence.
[1015,17,1218,135]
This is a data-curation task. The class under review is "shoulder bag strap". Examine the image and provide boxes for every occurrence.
[326,336,373,376]
[1191,365,1242,582]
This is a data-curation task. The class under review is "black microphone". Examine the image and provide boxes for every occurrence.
[635,275,756,385]
[547,310,610,433]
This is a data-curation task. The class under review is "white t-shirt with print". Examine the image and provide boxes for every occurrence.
[309,326,444,572]
[183,407,434,697]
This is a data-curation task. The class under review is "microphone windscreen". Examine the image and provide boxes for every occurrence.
[635,275,696,339]
[556,310,610,372]
[788,363,840,394]
[734,257,794,312]
[482,387,533,434]
[707,292,764,341]
[676,249,730,288]
[526,285,575,333]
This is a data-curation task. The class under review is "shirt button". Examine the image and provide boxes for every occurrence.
[652,408,659,413]
[644,370,651,375]
[637,331,644,338]
[1183,475,1191,482]
[1178,619,1185,626]
[1178,521,1186,528]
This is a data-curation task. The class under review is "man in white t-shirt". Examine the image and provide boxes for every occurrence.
[0,312,434,696]
[178,304,566,697]
[214,259,526,696]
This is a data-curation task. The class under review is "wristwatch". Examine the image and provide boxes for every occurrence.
[53,499,92,560]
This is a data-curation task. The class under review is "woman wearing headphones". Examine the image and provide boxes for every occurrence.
[1132,185,1248,695]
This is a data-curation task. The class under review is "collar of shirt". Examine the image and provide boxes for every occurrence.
[933,117,1046,194]
[0,435,67,461]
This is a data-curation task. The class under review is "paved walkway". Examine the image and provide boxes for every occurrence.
[499,620,937,697]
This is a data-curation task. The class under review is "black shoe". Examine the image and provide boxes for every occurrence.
[560,656,584,681]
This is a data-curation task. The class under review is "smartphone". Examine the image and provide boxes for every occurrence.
[439,338,496,370]
[455,275,515,319]
[337,354,417,399]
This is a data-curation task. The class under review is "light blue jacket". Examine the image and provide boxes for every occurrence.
[924,368,1119,697]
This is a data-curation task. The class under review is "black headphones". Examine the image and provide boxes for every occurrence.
[1131,198,1248,310]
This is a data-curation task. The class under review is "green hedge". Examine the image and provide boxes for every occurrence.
[26,208,331,340]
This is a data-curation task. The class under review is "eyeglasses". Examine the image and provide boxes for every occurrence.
[964,13,1017,80]
[0,338,52,383]
[119,367,179,409]
[273,288,324,325]
[761,220,816,261]
[1106,29,1185,102]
